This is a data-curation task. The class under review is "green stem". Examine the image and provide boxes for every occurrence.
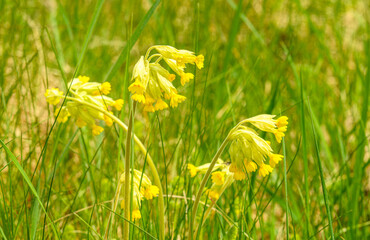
[188,135,230,239]
[124,101,136,239]
[66,97,165,240]
[104,175,123,239]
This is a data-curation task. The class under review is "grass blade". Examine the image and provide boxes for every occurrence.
[0,140,60,239]
[104,0,161,83]
[307,100,335,239]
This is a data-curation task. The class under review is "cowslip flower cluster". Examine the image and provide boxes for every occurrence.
[128,45,204,112]
[188,160,235,201]
[120,169,159,221]
[228,114,288,179]
[206,166,235,201]
[44,76,124,136]
[187,159,225,178]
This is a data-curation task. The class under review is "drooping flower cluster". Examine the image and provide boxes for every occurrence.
[188,160,235,201]
[120,169,159,221]
[206,166,235,201]
[128,45,204,112]
[228,114,288,179]
[44,76,124,136]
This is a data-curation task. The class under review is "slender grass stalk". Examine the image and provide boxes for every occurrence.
[123,102,136,240]
[188,135,230,239]
[65,97,164,240]
[103,175,123,239]
[283,138,289,239]
[308,99,335,239]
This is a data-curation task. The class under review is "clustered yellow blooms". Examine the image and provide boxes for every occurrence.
[128,45,204,112]
[120,169,159,221]
[228,114,288,179]
[187,115,288,200]
[188,160,235,201]
[187,159,225,178]
[44,76,124,136]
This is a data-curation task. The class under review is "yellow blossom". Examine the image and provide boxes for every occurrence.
[132,210,142,221]
[211,171,225,185]
[269,154,283,168]
[170,93,186,108]
[233,170,246,181]
[92,125,104,136]
[113,99,124,110]
[154,98,168,111]
[258,164,273,177]
[78,75,90,83]
[188,164,198,177]
[54,107,70,123]
[244,160,257,173]
[128,45,204,112]
[45,88,64,105]
[206,189,220,200]
[103,112,113,126]
[142,185,159,200]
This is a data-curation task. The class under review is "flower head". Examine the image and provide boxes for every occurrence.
[45,88,64,105]
[120,169,159,221]
[128,45,204,112]
[245,114,289,143]
[227,114,289,179]
[187,159,225,178]
[45,76,124,136]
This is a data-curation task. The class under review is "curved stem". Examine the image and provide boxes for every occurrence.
[66,97,165,240]
[188,136,230,240]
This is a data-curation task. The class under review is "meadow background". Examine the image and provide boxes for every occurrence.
[0,0,369,239]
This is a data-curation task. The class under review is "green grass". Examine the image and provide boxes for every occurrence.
[0,0,369,239]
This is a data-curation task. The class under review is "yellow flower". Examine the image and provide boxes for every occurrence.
[78,75,90,83]
[142,185,159,200]
[244,114,289,143]
[154,98,168,111]
[276,116,288,128]
[113,99,124,110]
[273,128,285,143]
[195,55,204,69]
[92,82,111,95]
[120,169,159,221]
[128,45,204,111]
[132,210,142,221]
[180,72,194,86]
[206,189,220,200]
[54,107,70,123]
[258,164,273,177]
[45,88,64,105]
[233,170,246,181]
[188,164,198,177]
[170,93,186,108]
[211,171,225,185]
[226,114,289,178]
[45,76,124,136]
[132,93,146,103]
[244,160,257,173]
[91,125,104,136]
[269,154,283,167]
[103,111,113,126]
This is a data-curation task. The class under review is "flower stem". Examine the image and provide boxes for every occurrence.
[123,101,136,239]
[188,135,230,239]
[66,97,165,240]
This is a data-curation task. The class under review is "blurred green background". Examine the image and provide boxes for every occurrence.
[0,0,369,239]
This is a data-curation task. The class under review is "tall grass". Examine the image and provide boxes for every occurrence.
[0,0,369,239]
